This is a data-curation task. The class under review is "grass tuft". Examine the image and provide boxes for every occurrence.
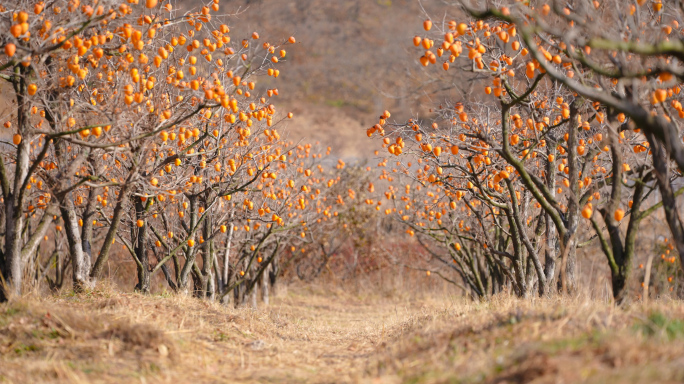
[635,311,684,340]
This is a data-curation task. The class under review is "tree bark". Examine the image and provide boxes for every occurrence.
[197,206,215,299]
[261,263,270,306]
[178,195,199,293]
[222,213,235,288]
[133,198,150,294]
[80,185,99,276]
[59,191,89,292]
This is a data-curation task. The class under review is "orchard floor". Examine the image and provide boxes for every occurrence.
[1,284,684,383]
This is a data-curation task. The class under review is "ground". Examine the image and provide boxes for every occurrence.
[1,285,684,383]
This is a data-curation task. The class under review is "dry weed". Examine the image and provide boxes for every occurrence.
[0,285,682,383]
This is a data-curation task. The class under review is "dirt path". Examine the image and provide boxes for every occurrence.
[219,287,440,382]
[2,286,684,383]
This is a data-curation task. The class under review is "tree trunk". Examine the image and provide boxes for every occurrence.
[222,213,234,290]
[135,255,151,294]
[1,70,32,301]
[559,234,577,294]
[178,195,199,292]
[3,199,25,299]
[207,268,216,300]
[133,198,150,294]
[262,263,270,306]
[250,274,258,310]
[213,253,223,295]
[198,208,215,299]
[544,146,557,294]
[56,252,64,290]
[60,191,89,292]
[559,104,581,294]
[80,186,98,277]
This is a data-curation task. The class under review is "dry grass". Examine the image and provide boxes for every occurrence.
[1,284,683,383]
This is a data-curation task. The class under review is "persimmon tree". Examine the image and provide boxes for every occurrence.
[370,102,566,298]
[453,0,684,275]
[367,0,684,301]
[81,1,300,298]
[0,0,307,301]
[209,143,350,306]
[286,161,389,283]
[0,0,121,300]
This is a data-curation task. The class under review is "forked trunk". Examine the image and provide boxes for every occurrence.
[59,191,89,292]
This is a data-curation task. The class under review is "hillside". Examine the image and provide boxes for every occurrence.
[193,0,470,158]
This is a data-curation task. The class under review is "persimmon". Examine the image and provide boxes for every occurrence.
[10,24,22,38]
[4,43,16,57]
[456,23,467,35]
